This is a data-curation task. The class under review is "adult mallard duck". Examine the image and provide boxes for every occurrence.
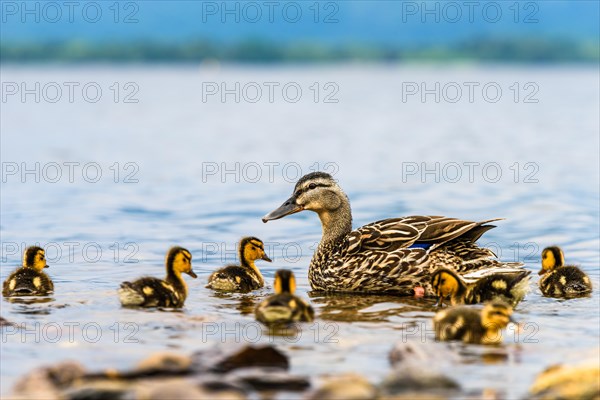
[255,269,314,325]
[431,267,530,306]
[118,247,196,308]
[206,237,271,293]
[262,172,524,296]
[539,246,592,298]
[2,246,54,296]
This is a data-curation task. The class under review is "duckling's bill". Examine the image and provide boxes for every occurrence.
[187,269,198,278]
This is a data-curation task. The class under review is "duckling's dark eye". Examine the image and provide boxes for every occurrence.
[294,190,301,196]
[309,183,316,190]
[440,279,445,284]
[252,246,256,250]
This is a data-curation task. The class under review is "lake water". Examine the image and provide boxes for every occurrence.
[1,64,599,398]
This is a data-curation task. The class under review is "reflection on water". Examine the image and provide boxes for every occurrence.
[1,65,599,399]
[310,292,437,322]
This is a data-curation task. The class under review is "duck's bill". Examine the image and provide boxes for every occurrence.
[262,197,303,222]
[44,265,50,268]
[262,254,273,262]
[187,270,198,278]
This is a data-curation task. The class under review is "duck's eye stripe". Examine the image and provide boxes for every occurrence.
[294,182,331,196]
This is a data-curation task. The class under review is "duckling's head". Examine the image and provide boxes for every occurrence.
[23,246,48,271]
[262,172,349,222]
[240,237,271,264]
[274,269,296,294]
[481,301,514,331]
[431,268,466,306]
[166,247,197,278]
[540,246,565,275]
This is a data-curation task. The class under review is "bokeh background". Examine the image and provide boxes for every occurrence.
[1,1,599,398]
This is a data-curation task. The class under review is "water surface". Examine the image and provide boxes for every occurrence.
[1,64,599,398]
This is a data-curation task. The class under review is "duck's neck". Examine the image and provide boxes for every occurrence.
[241,256,264,286]
[317,200,353,247]
[166,268,187,299]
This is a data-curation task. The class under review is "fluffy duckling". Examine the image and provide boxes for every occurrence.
[431,267,530,307]
[118,247,196,308]
[206,237,271,292]
[433,301,515,345]
[539,246,592,298]
[255,270,315,325]
[2,246,54,296]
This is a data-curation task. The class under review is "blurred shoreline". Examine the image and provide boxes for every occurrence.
[2,37,598,64]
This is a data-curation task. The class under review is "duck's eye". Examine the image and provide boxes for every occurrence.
[252,246,256,250]
[294,190,301,196]
[309,183,316,190]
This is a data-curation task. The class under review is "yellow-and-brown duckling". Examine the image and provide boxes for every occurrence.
[255,270,315,325]
[2,246,54,296]
[433,301,515,345]
[262,171,526,296]
[118,247,196,308]
[539,246,592,298]
[431,267,530,307]
[206,237,271,293]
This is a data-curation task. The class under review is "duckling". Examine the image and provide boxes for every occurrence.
[433,301,515,345]
[431,267,530,307]
[255,270,315,325]
[2,246,54,296]
[206,237,271,292]
[539,246,592,298]
[118,247,196,308]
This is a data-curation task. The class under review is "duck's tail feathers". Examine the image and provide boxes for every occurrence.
[564,283,593,296]
[461,224,498,243]
[461,263,528,283]
[118,282,145,306]
[13,286,35,295]
[256,306,293,325]
[509,271,532,302]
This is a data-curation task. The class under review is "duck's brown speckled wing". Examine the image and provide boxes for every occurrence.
[346,216,502,253]
[310,244,431,294]
[310,216,518,295]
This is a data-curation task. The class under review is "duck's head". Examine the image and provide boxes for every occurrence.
[540,246,564,275]
[481,301,514,331]
[263,172,352,241]
[240,237,272,264]
[23,246,48,272]
[262,172,348,222]
[274,269,296,295]
[431,268,467,306]
[166,247,197,278]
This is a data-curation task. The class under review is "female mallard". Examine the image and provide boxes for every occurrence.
[433,301,515,345]
[262,172,524,296]
[2,246,54,296]
[206,237,271,292]
[431,267,530,307]
[118,247,196,308]
[539,246,592,298]
[255,269,315,325]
